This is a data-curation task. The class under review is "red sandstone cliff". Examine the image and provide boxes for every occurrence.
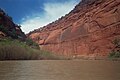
[28,0,120,58]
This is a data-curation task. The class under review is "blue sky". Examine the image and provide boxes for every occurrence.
[0,0,80,33]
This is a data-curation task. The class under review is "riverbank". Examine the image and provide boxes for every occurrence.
[0,38,66,60]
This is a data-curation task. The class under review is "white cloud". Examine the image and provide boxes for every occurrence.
[20,0,79,33]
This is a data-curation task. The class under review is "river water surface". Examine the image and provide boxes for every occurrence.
[0,60,120,80]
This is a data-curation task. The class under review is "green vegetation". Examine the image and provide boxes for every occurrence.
[25,38,39,49]
[0,38,64,60]
[0,25,18,39]
[0,25,7,33]
[109,51,120,58]
[108,38,120,58]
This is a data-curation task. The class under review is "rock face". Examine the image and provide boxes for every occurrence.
[0,8,26,39]
[28,0,120,58]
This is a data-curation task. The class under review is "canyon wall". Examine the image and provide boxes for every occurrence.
[28,0,120,58]
[0,8,26,39]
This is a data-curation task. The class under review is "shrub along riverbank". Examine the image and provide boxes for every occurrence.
[0,38,66,60]
[108,38,120,59]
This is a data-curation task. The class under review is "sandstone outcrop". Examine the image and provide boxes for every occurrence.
[28,0,120,58]
[0,8,26,39]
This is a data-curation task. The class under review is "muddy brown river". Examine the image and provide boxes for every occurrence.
[0,60,120,80]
